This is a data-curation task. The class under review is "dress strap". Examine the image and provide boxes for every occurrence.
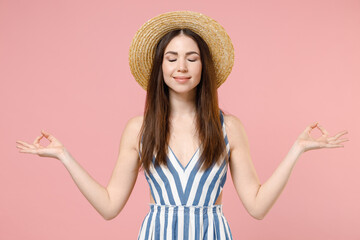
[219,109,230,157]
[220,109,225,125]
[138,133,143,159]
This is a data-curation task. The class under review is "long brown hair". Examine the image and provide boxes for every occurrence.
[138,28,228,174]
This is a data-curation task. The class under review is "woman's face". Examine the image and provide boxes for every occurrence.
[162,34,202,96]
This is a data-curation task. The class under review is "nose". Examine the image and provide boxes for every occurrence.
[177,58,188,72]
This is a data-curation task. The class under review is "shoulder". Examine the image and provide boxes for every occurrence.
[125,115,144,131]
[222,112,245,132]
[222,112,249,150]
[121,115,144,151]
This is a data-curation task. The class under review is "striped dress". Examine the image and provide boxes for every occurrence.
[137,110,233,239]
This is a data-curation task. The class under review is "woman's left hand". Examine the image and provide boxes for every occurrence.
[295,122,349,153]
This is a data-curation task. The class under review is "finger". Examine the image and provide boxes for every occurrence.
[33,135,43,148]
[331,138,349,144]
[333,130,348,140]
[325,144,344,148]
[305,122,318,133]
[316,124,329,136]
[41,130,57,142]
[15,140,33,148]
[16,144,26,150]
[18,148,38,154]
[16,143,35,150]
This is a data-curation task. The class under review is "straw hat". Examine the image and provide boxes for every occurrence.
[128,10,234,91]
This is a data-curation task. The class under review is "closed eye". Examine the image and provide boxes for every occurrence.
[167,58,198,62]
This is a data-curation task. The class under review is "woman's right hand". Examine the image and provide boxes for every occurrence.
[16,130,66,160]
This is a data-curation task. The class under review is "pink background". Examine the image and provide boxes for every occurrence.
[1,0,359,239]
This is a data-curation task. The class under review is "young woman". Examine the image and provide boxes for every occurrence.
[16,11,349,239]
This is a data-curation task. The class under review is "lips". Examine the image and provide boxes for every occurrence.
[173,76,191,83]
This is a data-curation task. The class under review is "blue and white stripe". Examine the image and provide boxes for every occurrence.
[138,110,233,240]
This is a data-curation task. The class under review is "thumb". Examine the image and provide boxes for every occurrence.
[305,122,318,133]
[41,130,56,141]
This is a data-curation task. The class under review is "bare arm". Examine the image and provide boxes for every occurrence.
[16,116,143,220]
[225,115,348,220]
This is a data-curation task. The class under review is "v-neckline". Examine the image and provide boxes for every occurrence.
[168,145,200,170]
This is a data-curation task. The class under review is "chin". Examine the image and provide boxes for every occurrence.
[169,86,197,95]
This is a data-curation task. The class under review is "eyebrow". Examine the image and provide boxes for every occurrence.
[164,51,200,56]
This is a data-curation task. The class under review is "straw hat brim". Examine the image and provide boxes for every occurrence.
[128,11,234,91]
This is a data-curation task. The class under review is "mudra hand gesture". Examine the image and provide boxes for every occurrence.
[16,130,66,160]
[295,122,349,153]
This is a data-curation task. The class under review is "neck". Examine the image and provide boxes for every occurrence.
[169,89,197,118]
